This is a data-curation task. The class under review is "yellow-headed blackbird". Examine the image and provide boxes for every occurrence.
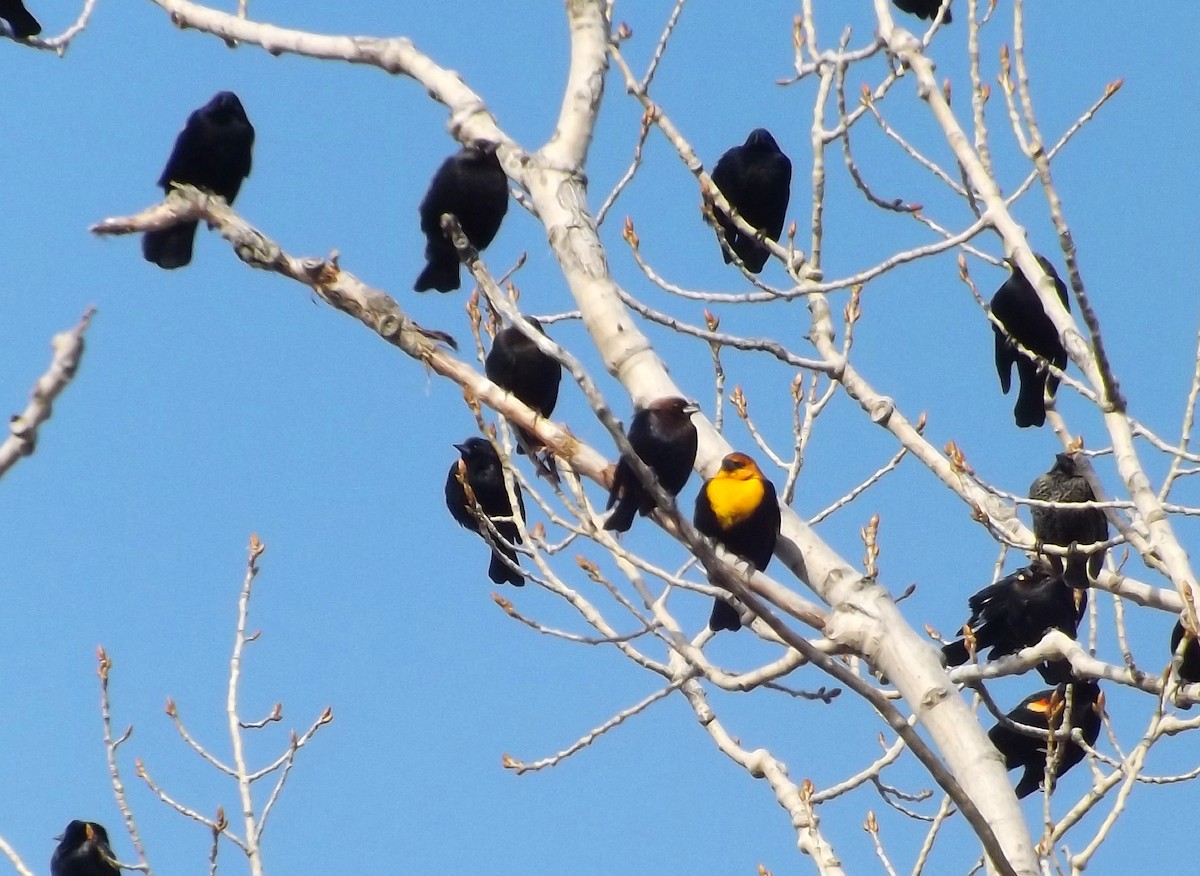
[1029,453,1108,589]
[710,130,792,274]
[988,680,1102,799]
[893,0,952,23]
[0,0,40,37]
[445,438,525,586]
[414,142,509,292]
[604,397,699,533]
[693,452,780,632]
[1170,620,1200,684]
[143,92,255,270]
[991,255,1069,428]
[51,821,119,876]
[485,318,562,455]
[942,560,1085,684]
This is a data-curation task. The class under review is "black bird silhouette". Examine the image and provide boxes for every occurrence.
[0,0,40,37]
[990,255,1069,427]
[605,397,699,533]
[893,0,952,23]
[1170,620,1200,684]
[709,129,792,274]
[1029,453,1108,589]
[414,142,509,292]
[988,680,1102,799]
[143,91,255,269]
[445,437,525,586]
[694,452,780,632]
[51,821,119,876]
[485,318,561,455]
[941,561,1085,684]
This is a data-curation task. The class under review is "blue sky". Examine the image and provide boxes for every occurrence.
[2,2,1198,874]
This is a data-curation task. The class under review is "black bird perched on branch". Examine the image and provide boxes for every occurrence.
[988,680,1102,799]
[941,561,1084,684]
[485,318,562,455]
[445,437,525,587]
[709,129,792,274]
[414,142,509,292]
[51,821,119,876]
[1170,620,1200,684]
[0,0,40,37]
[892,0,953,23]
[1029,453,1108,590]
[990,255,1069,428]
[143,91,255,270]
[694,452,780,632]
[605,397,699,533]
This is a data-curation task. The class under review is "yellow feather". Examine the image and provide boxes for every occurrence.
[705,472,765,528]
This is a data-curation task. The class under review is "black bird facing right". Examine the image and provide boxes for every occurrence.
[51,820,119,876]
[485,318,562,455]
[414,142,509,292]
[990,255,1069,428]
[0,0,40,37]
[709,129,792,274]
[988,680,1103,799]
[604,397,699,533]
[143,91,255,270]
[445,437,526,587]
[892,0,952,23]
[1029,453,1109,590]
[1170,620,1200,684]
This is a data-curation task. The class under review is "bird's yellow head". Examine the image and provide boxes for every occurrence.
[717,452,765,482]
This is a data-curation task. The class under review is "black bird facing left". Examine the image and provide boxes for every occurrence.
[0,0,40,37]
[485,318,562,454]
[605,397,699,533]
[51,820,119,876]
[709,129,792,274]
[143,91,255,270]
[990,254,1069,428]
[1029,453,1108,590]
[445,437,526,587]
[414,142,509,292]
[893,0,952,23]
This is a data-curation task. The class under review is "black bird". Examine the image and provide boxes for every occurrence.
[605,397,699,533]
[988,680,1102,799]
[1029,453,1108,590]
[694,452,780,632]
[893,0,952,23]
[990,254,1069,428]
[485,318,562,454]
[0,0,40,37]
[51,821,119,876]
[941,561,1085,684]
[445,437,525,586]
[1170,620,1200,684]
[414,142,509,292]
[709,129,792,274]
[142,92,255,270]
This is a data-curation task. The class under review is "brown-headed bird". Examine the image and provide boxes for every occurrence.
[605,397,699,533]
[414,142,509,292]
[143,91,255,270]
[990,255,1069,428]
[0,0,40,37]
[710,129,792,274]
[51,821,119,876]
[941,560,1084,685]
[1170,620,1200,684]
[694,452,780,632]
[892,0,952,22]
[988,680,1102,799]
[1029,453,1108,590]
[445,437,525,586]
[485,318,561,455]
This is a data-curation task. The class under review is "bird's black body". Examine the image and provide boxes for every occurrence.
[694,452,780,632]
[990,255,1069,428]
[445,437,525,586]
[605,397,699,533]
[0,0,40,37]
[988,680,1102,799]
[1170,621,1200,684]
[143,91,255,270]
[1029,453,1108,589]
[51,821,119,876]
[893,0,952,23]
[414,143,509,292]
[942,561,1084,684]
[710,129,792,274]
[485,318,561,455]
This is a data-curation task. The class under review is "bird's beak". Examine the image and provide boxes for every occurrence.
[683,401,700,415]
[453,443,468,455]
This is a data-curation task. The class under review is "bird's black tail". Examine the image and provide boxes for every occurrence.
[3,5,40,37]
[142,222,198,270]
[603,493,638,533]
[1013,372,1047,428]
[941,639,971,666]
[414,255,461,293]
[1014,768,1041,799]
[708,597,742,632]
[488,549,524,587]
